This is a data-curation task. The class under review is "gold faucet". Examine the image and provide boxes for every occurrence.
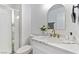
[49,29,60,38]
[49,29,56,37]
[52,29,56,37]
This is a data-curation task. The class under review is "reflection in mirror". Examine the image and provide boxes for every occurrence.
[47,4,65,30]
[48,22,55,29]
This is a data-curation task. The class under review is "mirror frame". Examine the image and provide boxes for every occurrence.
[47,4,66,31]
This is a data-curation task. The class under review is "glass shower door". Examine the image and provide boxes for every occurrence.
[0,5,12,53]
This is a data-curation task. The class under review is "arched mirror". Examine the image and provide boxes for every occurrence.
[47,4,66,30]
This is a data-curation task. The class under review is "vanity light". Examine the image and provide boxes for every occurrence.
[16,16,19,19]
[72,4,79,23]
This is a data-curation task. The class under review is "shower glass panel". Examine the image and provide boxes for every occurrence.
[0,4,21,54]
[13,10,20,52]
[0,5,12,53]
[11,4,21,53]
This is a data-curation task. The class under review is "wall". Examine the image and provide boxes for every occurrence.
[21,4,31,46]
[20,4,48,46]
[64,4,79,42]
[31,4,47,35]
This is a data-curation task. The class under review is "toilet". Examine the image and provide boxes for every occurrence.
[15,45,32,54]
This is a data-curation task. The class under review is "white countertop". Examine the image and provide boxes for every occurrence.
[31,35,79,54]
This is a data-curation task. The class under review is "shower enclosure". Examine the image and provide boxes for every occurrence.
[0,4,21,53]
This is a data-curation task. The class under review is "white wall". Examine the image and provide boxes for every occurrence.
[64,4,79,42]
[21,5,31,46]
[31,4,47,35]
[21,4,47,46]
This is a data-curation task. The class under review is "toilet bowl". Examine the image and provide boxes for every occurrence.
[15,45,32,54]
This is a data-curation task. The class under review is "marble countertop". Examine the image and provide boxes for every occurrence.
[31,35,79,54]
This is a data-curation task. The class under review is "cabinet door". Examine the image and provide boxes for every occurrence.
[31,40,73,54]
[33,46,46,54]
[0,5,12,53]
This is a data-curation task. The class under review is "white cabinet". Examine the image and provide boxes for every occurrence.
[30,39,74,54]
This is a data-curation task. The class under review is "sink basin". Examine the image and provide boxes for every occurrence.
[35,36,77,44]
[61,40,77,44]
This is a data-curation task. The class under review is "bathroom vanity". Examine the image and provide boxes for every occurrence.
[30,35,79,54]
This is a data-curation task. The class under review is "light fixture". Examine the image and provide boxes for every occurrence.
[16,16,19,19]
[72,4,79,23]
